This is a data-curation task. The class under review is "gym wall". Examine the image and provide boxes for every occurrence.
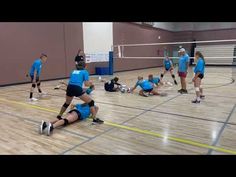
[113,22,174,72]
[0,22,83,86]
[173,28,236,48]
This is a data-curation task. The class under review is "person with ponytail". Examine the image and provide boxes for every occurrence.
[191,51,205,103]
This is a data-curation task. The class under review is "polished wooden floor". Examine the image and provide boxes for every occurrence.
[0,66,236,154]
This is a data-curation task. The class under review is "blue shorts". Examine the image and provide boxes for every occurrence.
[143,88,153,92]
[165,67,173,71]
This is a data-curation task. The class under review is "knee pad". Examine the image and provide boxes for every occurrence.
[195,87,200,92]
[32,83,36,88]
[161,74,164,78]
[63,103,70,108]
[199,85,202,89]
[63,119,69,126]
[57,115,62,120]
[171,74,175,79]
[88,100,95,107]
[37,82,41,87]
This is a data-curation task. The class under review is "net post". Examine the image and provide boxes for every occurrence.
[109,51,113,75]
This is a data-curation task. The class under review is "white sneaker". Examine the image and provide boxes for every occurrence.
[29,97,38,101]
[54,85,61,90]
[46,122,53,136]
[39,120,47,134]
[39,91,47,95]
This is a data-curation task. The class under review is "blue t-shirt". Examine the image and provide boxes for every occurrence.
[194,58,205,75]
[178,54,189,72]
[164,59,172,70]
[149,77,160,85]
[68,69,89,87]
[75,104,91,120]
[29,59,42,77]
[135,80,153,90]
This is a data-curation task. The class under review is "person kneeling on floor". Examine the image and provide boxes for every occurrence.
[39,102,102,136]
[104,77,121,92]
[130,76,162,97]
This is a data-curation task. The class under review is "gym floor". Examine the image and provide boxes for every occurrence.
[0,66,236,154]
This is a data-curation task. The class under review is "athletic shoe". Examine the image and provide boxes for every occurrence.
[92,118,104,124]
[181,89,188,94]
[200,95,205,99]
[54,85,61,90]
[39,91,47,95]
[46,122,53,136]
[174,80,178,85]
[178,89,184,93]
[39,120,47,134]
[192,99,200,103]
[143,92,149,97]
[29,97,38,101]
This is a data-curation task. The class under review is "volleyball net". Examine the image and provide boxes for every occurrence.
[112,39,236,65]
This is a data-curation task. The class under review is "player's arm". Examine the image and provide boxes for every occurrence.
[170,60,174,69]
[84,80,93,87]
[32,70,37,83]
[130,83,138,92]
[84,71,92,87]
[192,72,200,82]
[115,82,121,86]
[186,57,190,71]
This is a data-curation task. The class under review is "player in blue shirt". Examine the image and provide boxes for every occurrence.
[191,51,205,103]
[130,76,160,97]
[178,48,190,94]
[160,56,178,85]
[39,103,99,136]
[28,53,47,101]
[148,74,162,87]
[57,61,103,124]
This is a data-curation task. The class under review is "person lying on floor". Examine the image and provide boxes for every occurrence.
[39,102,102,136]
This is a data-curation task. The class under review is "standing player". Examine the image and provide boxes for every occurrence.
[39,103,99,136]
[56,61,103,124]
[160,56,178,85]
[191,51,205,103]
[28,53,47,101]
[178,48,190,94]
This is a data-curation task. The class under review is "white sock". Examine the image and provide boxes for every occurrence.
[197,97,200,101]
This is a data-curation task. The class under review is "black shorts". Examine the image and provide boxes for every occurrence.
[165,67,173,71]
[104,82,116,92]
[198,74,204,79]
[68,109,82,120]
[30,75,39,82]
[143,88,153,92]
[66,84,84,97]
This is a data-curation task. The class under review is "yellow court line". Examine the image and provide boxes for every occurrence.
[0,97,236,155]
